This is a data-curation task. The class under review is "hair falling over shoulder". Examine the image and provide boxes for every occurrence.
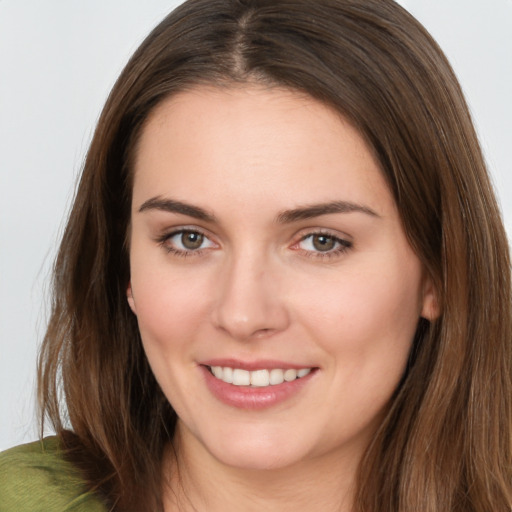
[37,0,512,510]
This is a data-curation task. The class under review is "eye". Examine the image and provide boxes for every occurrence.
[160,229,217,255]
[295,232,352,258]
[175,231,207,250]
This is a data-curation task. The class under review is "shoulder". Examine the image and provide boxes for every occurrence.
[0,436,107,512]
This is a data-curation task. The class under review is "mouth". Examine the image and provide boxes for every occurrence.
[205,365,314,387]
[200,362,317,410]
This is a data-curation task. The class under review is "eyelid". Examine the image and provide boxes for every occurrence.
[155,225,352,259]
[290,228,353,258]
[156,225,219,255]
[293,226,353,244]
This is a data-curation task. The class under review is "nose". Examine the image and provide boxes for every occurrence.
[212,252,290,341]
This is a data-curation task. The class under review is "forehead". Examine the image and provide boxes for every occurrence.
[131,85,393,217]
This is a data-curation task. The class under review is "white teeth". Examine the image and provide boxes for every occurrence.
[284,369,297,382]
[250,369,270,387]
[209,366,313,387]
[212,366,223,379]
[232,369,251,386]
[223,366,233,384]
[269,368,284,385]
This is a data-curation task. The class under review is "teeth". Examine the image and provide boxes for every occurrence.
[251,369,269,387]
[212,366,223,379]
[284,369,297,381]
[223,366,233,384]
[232,369,251,386]
[269,368,284,385]
[209,366,312,387]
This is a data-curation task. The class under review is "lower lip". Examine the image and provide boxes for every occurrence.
[200,366,315,410]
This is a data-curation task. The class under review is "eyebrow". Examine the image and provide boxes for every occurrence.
[275,201,379,223]
[138,197,216,222]
[138,196,379,223]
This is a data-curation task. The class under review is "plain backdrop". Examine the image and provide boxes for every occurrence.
[0,0,511,451]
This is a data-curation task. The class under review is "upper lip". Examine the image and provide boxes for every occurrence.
[200,358,316,371]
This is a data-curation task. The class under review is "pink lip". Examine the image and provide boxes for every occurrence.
[201,358,312,371]
[199,363,316,410]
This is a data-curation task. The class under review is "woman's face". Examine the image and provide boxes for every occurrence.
[127,86,436,471]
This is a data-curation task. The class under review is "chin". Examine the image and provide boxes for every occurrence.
[213,442,304,471]
[195,421,316,471]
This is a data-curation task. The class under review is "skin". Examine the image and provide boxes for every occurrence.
[127,85,437,511]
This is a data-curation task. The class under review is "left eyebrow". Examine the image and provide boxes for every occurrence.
[275,201,380,223]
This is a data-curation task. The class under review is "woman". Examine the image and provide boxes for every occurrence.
[1,0,510,511]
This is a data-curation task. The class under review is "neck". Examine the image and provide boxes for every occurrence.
[162,422,359,512]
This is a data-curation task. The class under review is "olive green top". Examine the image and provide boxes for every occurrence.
[0,437,107,512]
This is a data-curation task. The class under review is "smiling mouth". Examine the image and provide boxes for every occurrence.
[206,366,313,387]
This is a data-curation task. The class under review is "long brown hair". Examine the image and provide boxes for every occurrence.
[38,0,512,510]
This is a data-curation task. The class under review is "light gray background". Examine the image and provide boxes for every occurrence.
[1,0,511,451]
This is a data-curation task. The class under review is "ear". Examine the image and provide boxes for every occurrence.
[420,275,440,321]
[127,281,137,315]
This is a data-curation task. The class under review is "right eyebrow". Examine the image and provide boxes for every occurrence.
[138,196,217,223]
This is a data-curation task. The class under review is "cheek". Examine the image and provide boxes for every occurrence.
[130,268,214,416]
[130,263,214,356]
[292,257,423,367]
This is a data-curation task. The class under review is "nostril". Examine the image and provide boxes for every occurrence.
[211,271,291,341]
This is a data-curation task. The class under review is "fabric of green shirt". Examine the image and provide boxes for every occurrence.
[0,436,107,512]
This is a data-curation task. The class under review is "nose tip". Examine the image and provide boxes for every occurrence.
[211,262,289,341]
[215,314,281,342]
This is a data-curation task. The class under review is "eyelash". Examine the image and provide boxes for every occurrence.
[156,228,215,258]
[293,231,353,260]
[156,229,353,260]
